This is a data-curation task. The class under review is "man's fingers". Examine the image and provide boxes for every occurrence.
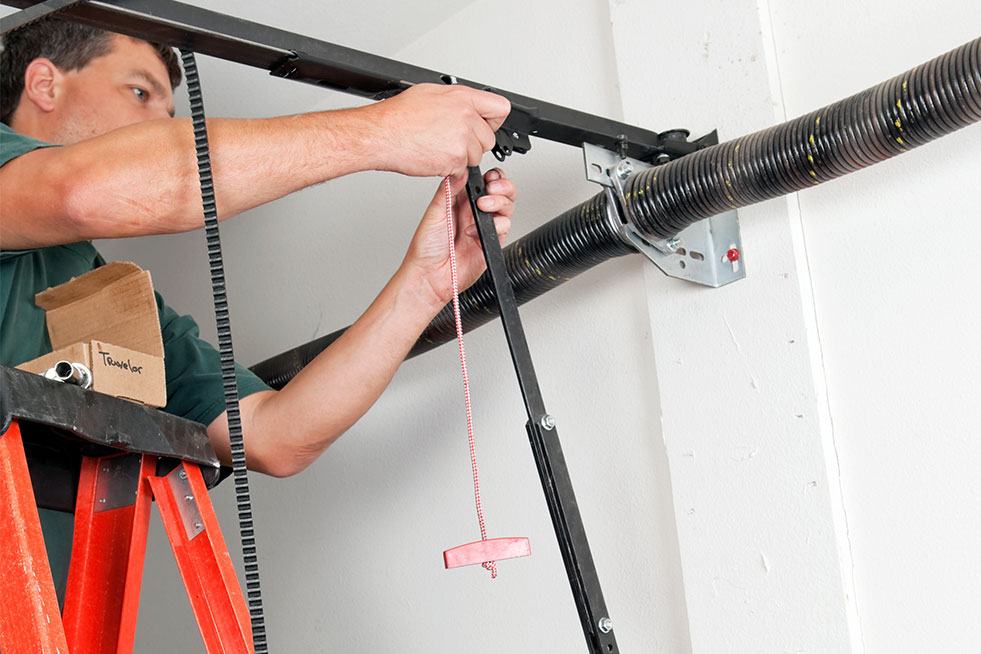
[462,87,511,131]
[484,177,517,202]
[484,168,505,182]
[476,194,514,216]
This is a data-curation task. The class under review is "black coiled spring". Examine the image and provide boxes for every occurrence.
[251,191,630,387]
[251,37,981,390]
[624,37,981,240]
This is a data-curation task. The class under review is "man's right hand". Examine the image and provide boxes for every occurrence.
[365,83,511,178]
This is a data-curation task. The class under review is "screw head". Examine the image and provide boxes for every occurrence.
[656,153,671,164]
[184,494,194,501]
[540,414,556,430]
[193,522,203,531]
[614,160,633,179]
[665,238,682,253]
[178,469,187,479]
[99,497,106,504]
[598,617,613,633]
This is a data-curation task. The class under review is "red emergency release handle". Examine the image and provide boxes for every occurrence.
[443,537,532,569]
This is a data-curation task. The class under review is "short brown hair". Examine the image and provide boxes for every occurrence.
[0,15,182,125]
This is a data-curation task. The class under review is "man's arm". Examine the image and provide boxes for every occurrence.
[206,170,517,477]
[0,84,509,249]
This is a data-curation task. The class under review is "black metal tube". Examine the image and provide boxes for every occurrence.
[251,37,981,389]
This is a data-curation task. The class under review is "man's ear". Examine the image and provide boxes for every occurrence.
[22,58,63,113]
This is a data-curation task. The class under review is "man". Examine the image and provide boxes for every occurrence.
[0,17,517,600]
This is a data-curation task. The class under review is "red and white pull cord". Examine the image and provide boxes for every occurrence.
[444,177,498,578]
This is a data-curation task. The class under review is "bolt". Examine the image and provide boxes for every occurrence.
[99,498,106,504]
[512,131,519,139]
[598,617,613,633]
[184,494,194,501]
[102,467,109,473]
[540,414,556,430]
[178,469,187,479]
[614,159,633,180]
[656,153,671,164]
[665,238,682,252]
[193,522,203,531]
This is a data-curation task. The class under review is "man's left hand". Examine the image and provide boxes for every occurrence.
[403,168,517,307]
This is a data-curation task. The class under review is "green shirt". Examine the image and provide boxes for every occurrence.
[1,123,271,607]
[0,123,270,424]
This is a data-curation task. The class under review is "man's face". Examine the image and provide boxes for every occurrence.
[50,34,175,144]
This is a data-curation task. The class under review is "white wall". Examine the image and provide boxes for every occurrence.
[76,0,979,652]
[769,2,981,652]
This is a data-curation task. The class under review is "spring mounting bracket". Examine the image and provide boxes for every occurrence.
[582,142,746,288]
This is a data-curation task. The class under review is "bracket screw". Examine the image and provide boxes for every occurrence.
[665,238,682,253]
[540,414,556,430]
[99,497,106,504]
[598,617,613,633]
[614,160,633,180]
[193,522,203,531]
[656,153,671,164]
[178,469,187,479]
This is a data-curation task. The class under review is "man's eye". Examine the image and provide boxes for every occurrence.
[131,87,149,101]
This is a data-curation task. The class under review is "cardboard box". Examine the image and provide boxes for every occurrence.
[17,262,167,407]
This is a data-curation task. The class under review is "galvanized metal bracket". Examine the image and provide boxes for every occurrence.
[93,453,142,513]
[583,142,747,288]
[167,464,205,541]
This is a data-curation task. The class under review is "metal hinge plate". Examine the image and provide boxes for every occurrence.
[583,142,746,288]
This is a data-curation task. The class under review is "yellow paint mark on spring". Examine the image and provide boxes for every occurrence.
[524,258,531,267]
[548,275,557,281]
[809,134,815,145]
[809,171,817,178]
[815,116,821,126]
[734,144,740,152]
[534,268,542,276]
[897,98,903,110]
[807,154,815,164]
[896,137,905,145]
[894,119,902,129]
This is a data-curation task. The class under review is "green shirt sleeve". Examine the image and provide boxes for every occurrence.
[1,122,271,426]
[0,122,55,164]
[156,290,271,426]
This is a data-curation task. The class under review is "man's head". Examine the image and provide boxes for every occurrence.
[1,16,182,143]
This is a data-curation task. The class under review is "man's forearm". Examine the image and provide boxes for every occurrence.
[208,262,445,478]
[205,169,517,477]
[5,109,382,248]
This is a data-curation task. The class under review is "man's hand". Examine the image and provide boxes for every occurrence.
[402,168,517,307]
[366,84,511,179]
[217,170,516,477]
